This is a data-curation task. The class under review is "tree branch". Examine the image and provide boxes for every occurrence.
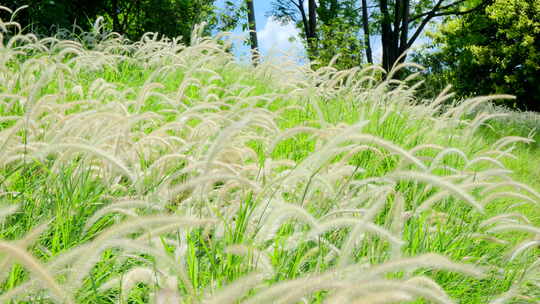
[409,0,488,22]
[424,2,488,19]
[294,0,310,42]
[289,0,304,11]
[406,0,444,48]
[407,0,490,49]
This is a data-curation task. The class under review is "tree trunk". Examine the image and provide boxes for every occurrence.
[379,0,394,71]
[361,0,373,64]
[246,0,259,65]
[399,0,410,55]
[375,0,486,77]
[380,0,409,73]
[307,0,318,58]
[111,0,119,33]
[298,0,310,42]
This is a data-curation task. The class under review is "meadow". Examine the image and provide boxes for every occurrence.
[0,9,539,304]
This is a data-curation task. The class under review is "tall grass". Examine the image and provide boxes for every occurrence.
[0,7,539,303]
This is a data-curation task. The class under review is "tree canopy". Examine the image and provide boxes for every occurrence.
[269,0,490,71]
[421,0,540,110]
[1,0,218,44]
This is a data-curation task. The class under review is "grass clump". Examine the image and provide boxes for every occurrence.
[0,8,539,304]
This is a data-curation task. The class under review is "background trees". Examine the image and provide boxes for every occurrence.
[0,0,106,34]
[107,0,217,44]
[220,0,261,65]
[268,1,490,71]
[0,0,217,44]
[420,0,540,110]
[268,0,538,109]
[270,0,319,60]
[372,0,490,72]
[270,0,362,68]
[316,0,362,69]
[1,0,538,110]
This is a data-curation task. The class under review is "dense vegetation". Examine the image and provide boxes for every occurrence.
[0,0,217,44]
[1,6,540,304]
[2,0,538,110]
[417,0,540,111]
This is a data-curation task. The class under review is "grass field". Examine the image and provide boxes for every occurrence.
[0,14,539,304]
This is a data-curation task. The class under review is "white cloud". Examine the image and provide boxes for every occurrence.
[257,17,305,58]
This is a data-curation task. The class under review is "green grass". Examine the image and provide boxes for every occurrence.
[0,18,539,304]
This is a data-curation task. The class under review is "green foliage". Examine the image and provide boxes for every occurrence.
[0,0,218,44]
[270,0,363,68]
[315,0,362,69]
[110,0,218,44]
[0,0,107,34]
[420,0,540,110]
[216,0,247,32]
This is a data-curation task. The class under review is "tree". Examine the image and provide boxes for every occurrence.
[307,0,317,54]
[317,0,363,68]
[246,0,259,65]
[270,0,319,59]
[418,0,540,110]
[270,0,362,67]
[1,0,218,45]
[361,0,373,64]
[107,0,218,45]
[364,0,490,72]
[269,0,488,72]
[215,0,262,64]
[0,0,107,35]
